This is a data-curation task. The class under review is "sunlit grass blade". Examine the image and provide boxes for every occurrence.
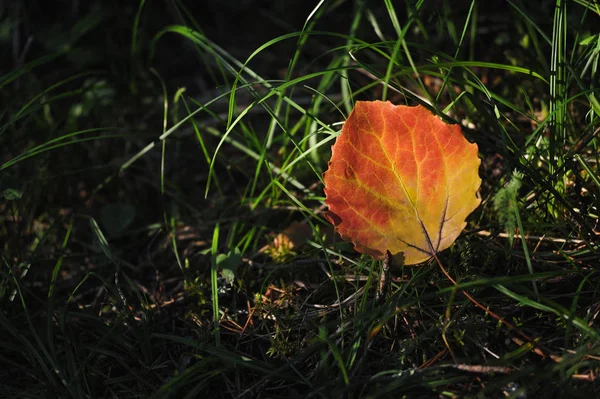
[210,223,221,346]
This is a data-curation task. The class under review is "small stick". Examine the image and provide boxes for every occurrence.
[376,250,392,305]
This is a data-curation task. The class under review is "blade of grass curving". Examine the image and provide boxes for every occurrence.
[575,154,600,189]
[571,0,600,14]
[513,2,550,73]
[271,180,326,224]
[428,271,567,299]
[279,121,341,179]
[506,0,552,45]
[89,217,116,265]
[304,85,346,119]
[306,58,345,164]
[150,68,175,276]
[153,362,226,398]
[224,31,301,128]
[565,272,594,347]
[0,52,65,90]
[468,2,477,60]
[381,0,404,102]
[263,0,326,150]
[121,273,154,363]
[152,333,294,379]
[117,86,235,176]
[130,0,147,93]
[148,67,169,197]
[383,0,431,104]
[366,9,385,42]
[340,0,365,114]
[168,0,227,85]
[579,34,599,79]
[494,284,600,340]
[416,61,547,82]
[521,86,536,117]
[369,373,467,396]
[10,71,98,121]
[210,223,221,346]
[346,331,363,372]
[170,217,184,272]
[513,197,538,299]
[434,0,476,105]
[0,136,123,172]
[442,0,458,44]
[181,97,222,194]
[1,129,121,171]
[249,125,339,211]
[201,125,307,192]
[317,328,349,386]
[1,7,107,89]
[46,216,73,362]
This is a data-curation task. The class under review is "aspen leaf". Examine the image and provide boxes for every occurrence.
[323,101,481,265]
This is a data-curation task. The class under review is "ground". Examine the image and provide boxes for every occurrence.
[1,1,600,398]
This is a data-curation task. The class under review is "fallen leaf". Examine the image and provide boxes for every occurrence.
[100,203,136,238]
[272,221,313,251]
[323,101,481,265]
[216,248,242,284]
[268,221,313,263]
[1,188,22,200]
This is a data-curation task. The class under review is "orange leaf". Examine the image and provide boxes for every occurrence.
[323,101,481,265]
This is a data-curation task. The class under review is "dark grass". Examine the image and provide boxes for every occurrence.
[1,1,600,398]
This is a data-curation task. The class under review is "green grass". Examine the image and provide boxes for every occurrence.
[1,1,600,397]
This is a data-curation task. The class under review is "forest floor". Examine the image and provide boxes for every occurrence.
[2,1,600,398]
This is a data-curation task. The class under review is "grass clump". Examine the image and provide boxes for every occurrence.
[1,1,600,398]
